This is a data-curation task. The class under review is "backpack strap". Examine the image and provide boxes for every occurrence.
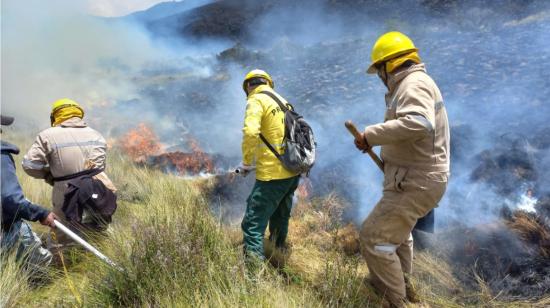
[259,91,292,112]
[258,91,290,159]
[53,168,103,182]
[259,134,282,159]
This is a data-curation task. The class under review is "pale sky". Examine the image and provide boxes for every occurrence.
[86,0,169,17]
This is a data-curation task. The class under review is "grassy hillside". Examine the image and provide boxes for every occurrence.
[2,132,549,307]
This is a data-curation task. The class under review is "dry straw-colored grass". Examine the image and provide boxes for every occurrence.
[3,130,550,307]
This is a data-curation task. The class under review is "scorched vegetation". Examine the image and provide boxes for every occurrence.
[1,132,549,307]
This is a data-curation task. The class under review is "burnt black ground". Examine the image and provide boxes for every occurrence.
[104,0,550,300]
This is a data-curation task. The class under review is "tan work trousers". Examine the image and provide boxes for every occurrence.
[360,164,447,307]
[47,182,72,252]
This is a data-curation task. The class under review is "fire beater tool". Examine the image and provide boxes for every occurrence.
[54,219,124,272]
[345,120,384,171]
[345,120,435,233]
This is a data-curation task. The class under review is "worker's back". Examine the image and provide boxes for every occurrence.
[242,84,298,181]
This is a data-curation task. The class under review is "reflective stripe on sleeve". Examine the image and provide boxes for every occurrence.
[409,113,434,132]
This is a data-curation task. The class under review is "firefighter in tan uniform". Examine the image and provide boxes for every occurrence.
[354,32,450,307]
[22,99,116,251]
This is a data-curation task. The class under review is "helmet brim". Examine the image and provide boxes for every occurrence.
[366,63,378,74]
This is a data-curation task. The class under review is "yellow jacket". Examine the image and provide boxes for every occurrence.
[242,85,298,181]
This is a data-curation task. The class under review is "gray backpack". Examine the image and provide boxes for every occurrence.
[259,91,316,174]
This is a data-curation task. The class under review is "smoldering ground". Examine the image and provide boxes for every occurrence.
[3,0,550,300]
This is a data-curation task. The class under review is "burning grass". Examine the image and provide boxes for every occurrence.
[4,130,550,307]
[119,124,216,176]
[440,208,550,302]
[119,123,162,162]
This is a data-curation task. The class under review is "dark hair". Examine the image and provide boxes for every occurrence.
[246,77,268,88]
[400,60,416,69]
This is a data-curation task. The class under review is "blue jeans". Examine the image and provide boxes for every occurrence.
[1,221,52,270]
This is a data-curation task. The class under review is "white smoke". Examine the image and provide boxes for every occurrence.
[3,0,550,229]
[0,0,220,133]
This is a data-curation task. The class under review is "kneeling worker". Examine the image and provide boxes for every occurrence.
[1,114,57,271]
[239,70,300,261]
[22,99,116,252]
[355,32,450,307]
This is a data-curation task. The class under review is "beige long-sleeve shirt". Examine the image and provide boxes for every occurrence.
[22,117,115,208]
[365,64,450,173]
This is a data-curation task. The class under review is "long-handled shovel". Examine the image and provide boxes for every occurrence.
[54,219,124,272]
[345,120,384,171]
[344,120,435,233]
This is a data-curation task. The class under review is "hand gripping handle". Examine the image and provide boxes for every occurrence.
[345,120,385,172]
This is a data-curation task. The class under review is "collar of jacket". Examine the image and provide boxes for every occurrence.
[1,141,20,155]
[386,63,427,93]
[58,117,87,128]
[247,84,273,98]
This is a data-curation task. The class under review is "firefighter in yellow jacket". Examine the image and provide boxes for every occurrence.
[239,69,300,260]
[354,32,450,307]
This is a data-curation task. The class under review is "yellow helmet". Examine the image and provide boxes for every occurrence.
[242,69,274,92]
[50,98,84,126]
[51,98,82,113]
[366,31,418,74]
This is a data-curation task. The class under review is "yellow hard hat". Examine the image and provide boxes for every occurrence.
[243,69,274,92]
[366,31,418,74]
[51,98,82,113]
[50,98,84,125]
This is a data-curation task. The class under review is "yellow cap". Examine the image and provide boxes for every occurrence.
[243,69,274,92]
[367,31,418,74]
[51,98,81,113]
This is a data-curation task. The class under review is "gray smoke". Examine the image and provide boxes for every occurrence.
[3,0,550,229]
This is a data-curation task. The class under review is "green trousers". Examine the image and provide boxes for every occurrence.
[241,175,300,259]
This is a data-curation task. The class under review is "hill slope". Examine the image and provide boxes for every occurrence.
[2,132,549,307]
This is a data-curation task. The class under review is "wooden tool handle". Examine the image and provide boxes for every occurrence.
[345,120,363,140]
[345,120,385,172]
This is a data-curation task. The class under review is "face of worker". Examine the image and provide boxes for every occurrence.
[376,64,390,89]
[245,83,262,96]
[376,65,387,82]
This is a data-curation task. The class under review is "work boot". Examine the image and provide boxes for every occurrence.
[243,249,266,277]
[366,277,408,308]
[405,276,421,303]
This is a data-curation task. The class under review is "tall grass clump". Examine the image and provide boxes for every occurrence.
[0,252,31,308]
[80,153,320,307]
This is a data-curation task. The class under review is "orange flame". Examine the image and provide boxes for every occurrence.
[183,137,214,174]
[119,124,214,175]
[297,178,312,200]
[119,123,163,162]
[153,144,214,175]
